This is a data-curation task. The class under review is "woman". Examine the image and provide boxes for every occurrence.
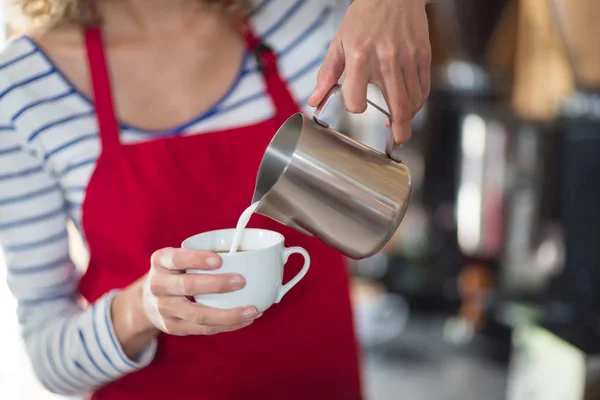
[0,0,431,398]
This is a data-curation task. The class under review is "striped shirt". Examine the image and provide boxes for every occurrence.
[0,0,349,395]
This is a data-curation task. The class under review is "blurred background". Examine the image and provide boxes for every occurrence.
[2,0,600,399]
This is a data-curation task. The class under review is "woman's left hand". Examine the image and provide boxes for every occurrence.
[308,0,431,146]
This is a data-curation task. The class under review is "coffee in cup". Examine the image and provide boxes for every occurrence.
[212,249,246,253]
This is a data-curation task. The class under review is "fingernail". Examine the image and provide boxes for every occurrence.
[206,257,221,268]
[243,307,257,320]
[229,275,245,289]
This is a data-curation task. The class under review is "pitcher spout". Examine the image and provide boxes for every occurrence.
[252,193,314,237]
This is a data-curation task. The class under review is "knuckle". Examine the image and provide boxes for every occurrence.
[404,47,418,64]
[416,46,432,65]
[149,278,163,296]
[150,249,164,266]
[151,247,174,269]
[170,248,191,270]
[190,310,208,326]
[378,43,399,64]
[180,275,194,296]
[348,48,369,66]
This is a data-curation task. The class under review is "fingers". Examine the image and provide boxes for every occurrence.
[165,319,255,336]
[150,272,245,297]
[379,63,413,144]
[151,247,221,271]
[403,63,423,115]
[341,48,370,113]
[308,34,345,107]
[148,246,245,299]
[417,61,431,101]
[160,297,258,327]
[145,247,260,337]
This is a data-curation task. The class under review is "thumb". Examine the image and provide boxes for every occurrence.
[308,34,345,107]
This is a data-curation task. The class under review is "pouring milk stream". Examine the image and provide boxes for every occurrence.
[229,202,259,253]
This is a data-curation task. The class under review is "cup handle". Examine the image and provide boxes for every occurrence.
[276,247,311,303]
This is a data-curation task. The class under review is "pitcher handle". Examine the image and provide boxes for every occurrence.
[313,84,401,163]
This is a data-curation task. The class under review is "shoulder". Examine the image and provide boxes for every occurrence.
[0,28,92,163]
[248,0,349,50]
[0,28,81,126]
[0,27,80,109]
[0,35,41,89]
[0,36,41,122]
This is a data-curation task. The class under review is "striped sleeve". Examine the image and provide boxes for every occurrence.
[0,96,156,394]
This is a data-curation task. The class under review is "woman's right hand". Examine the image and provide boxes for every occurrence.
[142,247,259,336]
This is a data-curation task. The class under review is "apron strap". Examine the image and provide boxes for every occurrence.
[84,27,121,151]
[239,19,299,119]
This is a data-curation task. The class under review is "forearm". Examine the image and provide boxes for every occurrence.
[0,134,152,394]
[21,293,158,395]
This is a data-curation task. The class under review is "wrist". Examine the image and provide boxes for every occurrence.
[111,276,160,360]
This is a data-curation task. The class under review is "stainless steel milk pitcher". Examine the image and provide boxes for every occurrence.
[252,84,412,260]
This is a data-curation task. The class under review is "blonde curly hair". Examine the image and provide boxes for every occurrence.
[14,0,248,30]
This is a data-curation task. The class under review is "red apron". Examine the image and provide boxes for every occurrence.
[78,24,362,400]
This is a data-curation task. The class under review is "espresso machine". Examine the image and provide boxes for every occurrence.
[507,1,600,398]
[414,0,510,318]
[352,0,512,314]
[418,0,569,362]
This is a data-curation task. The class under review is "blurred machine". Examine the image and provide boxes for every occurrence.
[375,0,512,316]
[346,1,520,359]
[347,0,514,314]
[416,0,514,335]
[507,1,600,398]
[508,86,600,400]
[348,6,600,390]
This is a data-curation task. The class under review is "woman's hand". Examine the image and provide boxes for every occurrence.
[143,247,258,335]
[308,0,431,146]
[112,248,258,359]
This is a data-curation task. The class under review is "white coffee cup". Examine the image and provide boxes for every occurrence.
[181,228,310,313]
